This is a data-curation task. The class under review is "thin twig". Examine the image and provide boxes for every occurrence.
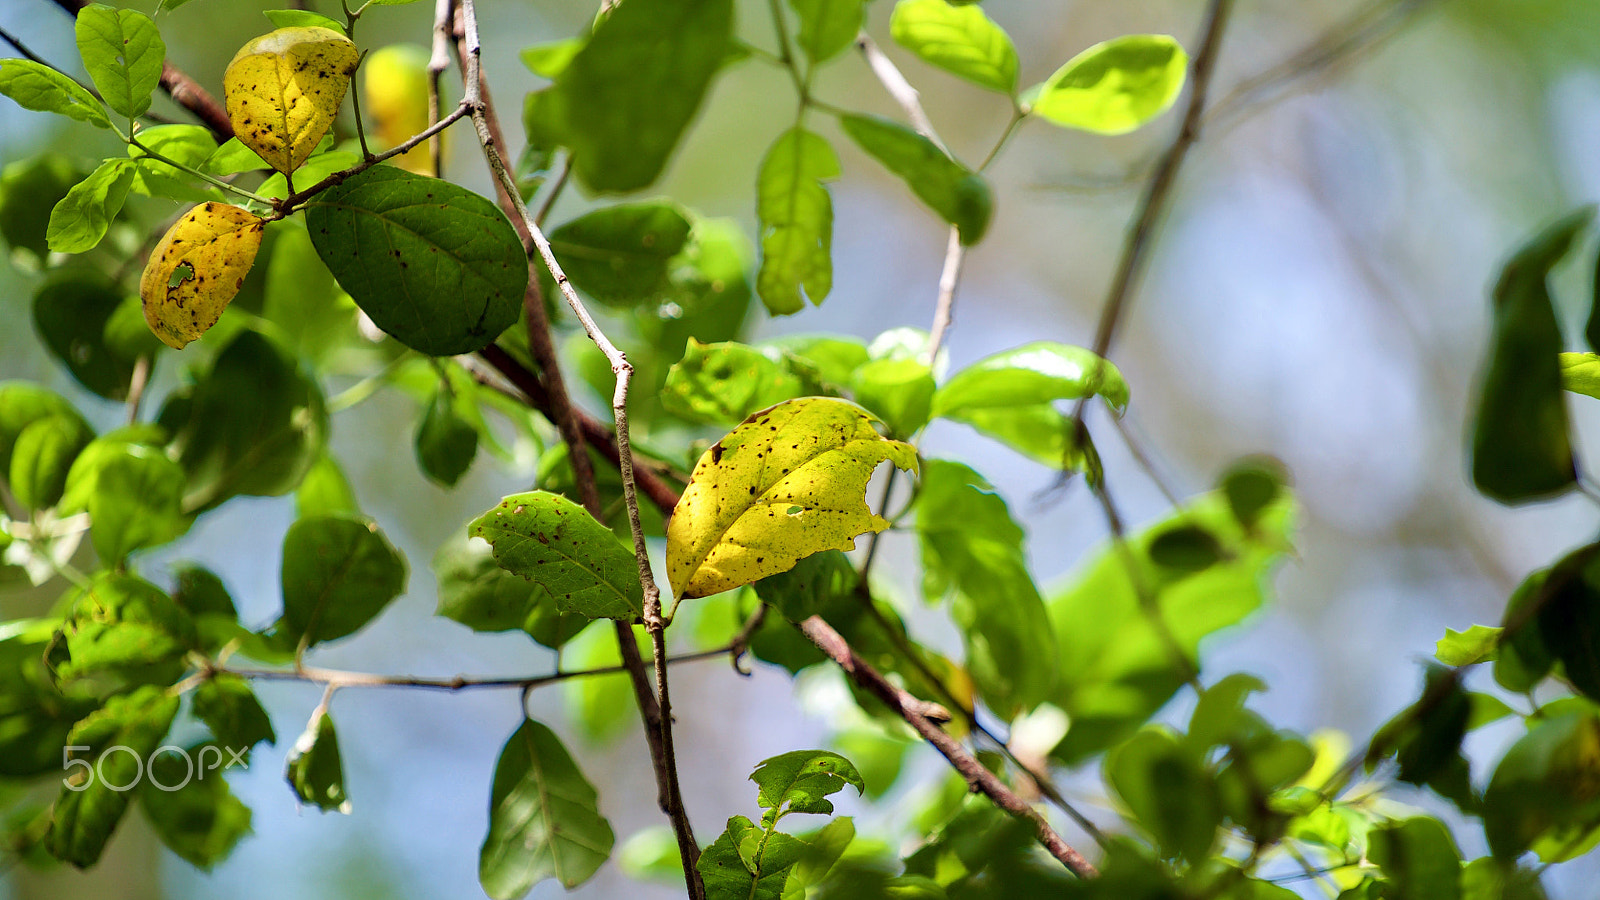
[428,0,455,177]
[856,33,943,151]
[125,356,151,425]
[927,228,964,364]
[798,615,1098,879]
[1107,409,1186,510]
[533,155,572,227]
[452,3,702,892]
[269,101,471,215]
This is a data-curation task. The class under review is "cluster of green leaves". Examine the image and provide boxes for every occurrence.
[4,1,1590,899]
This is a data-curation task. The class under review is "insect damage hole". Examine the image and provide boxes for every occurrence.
[168,262,196,288]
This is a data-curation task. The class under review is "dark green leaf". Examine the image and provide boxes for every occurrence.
[1460,858,1548,900]
[0,620,99,778]
[757,127,839,315]
[479,718,615,895]
[697,815,806,900]
[469,491,644,620]
[889,0,1019,94]
[1148,524,1224,574]
[1105,727,1220,863]
[192,674,276,753]
[548,201,692,307]
[0,383,82,477]
[47,158,136,254]
[917,459,1057,719]
[1368,666,1473,808]
[1368,817,1462,900]
[1471,208,1592,503]
[1496,567,1554,692]
[304,166,526,356]
[1483,711,1600,859]
[56,573,196,686]
[790,0,865,64]
[850,357,935,439]
[751,749,865,816]
[75,4,165,120]
[1029,34,1188,135]
[1437,625,1502,666]
[0,59,111,129]
[788,816,856,893]
[663,339,812,425]
[285,710,348,813]
[139,745,253,869]
[416,386,479,487]
[0,154,86,261]
[49,686,179,867]
[536,0,732,192]
[753,548,858,623]
[433,529,588,649]
[295,451,361,518]
[1049,490,1295,764]
[33,273,141,400]
[163,329,328,509]
[8,413,92,510]
[279,515,408,648]
[838,113,992,245]
[1220,456,1287,531]
[1536,543,1600,703]
[173,565,241,653]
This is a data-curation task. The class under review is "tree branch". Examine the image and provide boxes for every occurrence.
[450,3,702,893]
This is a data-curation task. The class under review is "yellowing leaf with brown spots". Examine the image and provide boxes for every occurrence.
[139,202,264,349]
[223,26,358,176]
[666,397,918,600]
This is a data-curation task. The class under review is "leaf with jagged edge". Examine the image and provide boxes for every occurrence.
[223,26,358,175]
[666,397,917,600]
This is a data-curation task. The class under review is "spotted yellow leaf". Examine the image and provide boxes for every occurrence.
[363,44,435,176]
[666,397,918,600]
[223,26,358,176]
[139,202,265,349]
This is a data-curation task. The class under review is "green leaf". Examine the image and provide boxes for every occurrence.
[56,424,166,515]
[1460,858,1549,900]
[202,137,272,176]
[917,459,1057,718]
[1220,456,1288,531]
[536,0,732,192]
[295,451,360,518]
[163,329,328,509]
[1471,208,1592,503]
[479,718,615,895]
[139,745,253,869]
[0,59,112,129]
[172,565,243,653]
[279,515,408,648]
[838,113,992,245]
[0,154,87,261]
[765,335,868,387]
[548,201,693,307]
[8,414,93,510]
[757,127,839,315]
[285,710,348,813]
[1560,351,1600,400]
[697,815,807,900]
[84,445,190,564]
[261,9,346,33]
[33,273,142,400]
[850,358,935,439]
[1368,817,1462,900]
[1496,568,1555,693]
[1048,489,1296,764]
[0,621,100,778]
[1484,711,1600,860]
[75,4,165,120]
[1368,666,1474,811]
[469,491,643,619]
[1185,672,1266,754]
[1437,625,1502,666]
[889,0,1019,94]
[666,397,918,600]
[1106,727,1220,863]
[416,385,479,487]
[789,0,865,64]
[47,158,136,254]
[519,38,584,79]
[0,383,82,477]
[49,686,179,867]
[125,124,219,200]
[751,749,865,816]
[1029,34,1188,135]
[262,222,358,370]
[1533,542,1600,704]
[1148,524,1224,574]
[752,548,858,623]
[662,339,812,426]
[433,529,588,649]
[56,572,196,686]
[192,674,276,753]
[304,166,526,356]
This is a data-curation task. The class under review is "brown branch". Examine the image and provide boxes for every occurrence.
[449,4,702,894]
[798,616,1098,879]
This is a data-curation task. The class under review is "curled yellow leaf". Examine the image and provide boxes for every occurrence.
[139,202,265,349]
[666,397,919,600]
[223,26,359,176]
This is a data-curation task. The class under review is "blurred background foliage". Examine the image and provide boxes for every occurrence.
[4,0,1600,897]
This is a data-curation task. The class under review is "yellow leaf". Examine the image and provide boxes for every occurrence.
[139,202,265,349]
[363,44,436,176]
[666,397,918,600]
[223,26,359,176]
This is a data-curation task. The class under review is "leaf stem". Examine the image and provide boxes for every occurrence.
[128,138,273,204]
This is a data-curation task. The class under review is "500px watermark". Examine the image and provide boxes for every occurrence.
[62,745,248,792]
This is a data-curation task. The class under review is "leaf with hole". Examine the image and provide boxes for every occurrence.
[223,26,358,175]
[75,4,165,121]
[304,166,526,356]
[139,202,265,350]
[666,397,918,600]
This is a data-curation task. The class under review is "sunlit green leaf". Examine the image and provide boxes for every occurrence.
[285,710,348,813]
[1029,34,1188,135]
[662,339,811,426]
[1106,726,1220,863]
[75,4,165,120]
[890,0,1019,94]
[0,59,112,129]
[757,127,839,315]
[751,749,865,817]
[46,158,136,254]
[790,0,865,64]
[698,815,807,900]
[433,529,589,649]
